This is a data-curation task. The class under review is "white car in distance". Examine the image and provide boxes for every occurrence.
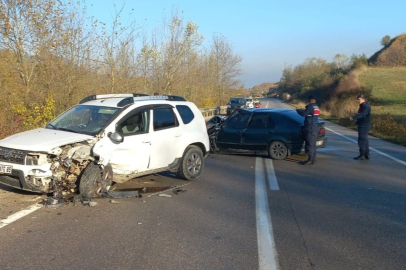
[245,98,254,108]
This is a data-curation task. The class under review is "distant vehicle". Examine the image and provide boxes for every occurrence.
[210,108,327,160]
[226,97,247,115]
[245,98,254,108]
[254,101,262,108]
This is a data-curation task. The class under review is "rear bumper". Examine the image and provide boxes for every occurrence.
[316,137,328,148]
[296,137,327,153]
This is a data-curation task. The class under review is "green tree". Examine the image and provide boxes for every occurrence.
[350,54,368,68]
[380,35,391,47]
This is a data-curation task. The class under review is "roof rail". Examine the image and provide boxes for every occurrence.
[79,93,149,104]
[165,95,186,101]
[79,93,187,107]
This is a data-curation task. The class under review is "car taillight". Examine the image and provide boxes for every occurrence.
[319,128,325,134]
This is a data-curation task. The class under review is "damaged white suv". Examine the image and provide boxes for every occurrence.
[0,94,210,200]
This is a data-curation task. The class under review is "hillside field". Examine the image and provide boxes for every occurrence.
[358,67,406,123]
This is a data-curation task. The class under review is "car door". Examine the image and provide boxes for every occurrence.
[216,112,251,149]
[148,107,181,169]
[241,113,277,150]
[107,110,151,173]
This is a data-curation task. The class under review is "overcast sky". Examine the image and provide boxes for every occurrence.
[85,0,406,88]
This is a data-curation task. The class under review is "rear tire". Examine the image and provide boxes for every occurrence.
[178,146,204,180]
[79,163,113,200]
[268,141,288,160]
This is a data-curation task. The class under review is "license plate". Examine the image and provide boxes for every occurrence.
[316,140,323,146]
[0,165,12,174]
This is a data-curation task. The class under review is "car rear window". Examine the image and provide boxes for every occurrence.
[176,105,194,124]
[275,110,304,127]
[230,98,245,104]
[153,108,179,130]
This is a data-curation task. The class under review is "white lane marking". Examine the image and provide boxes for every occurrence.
[255,157,280,270]
[316,148,335,152]
[0,203,43,229]
[326,127,406,166]
[264,158,280,190]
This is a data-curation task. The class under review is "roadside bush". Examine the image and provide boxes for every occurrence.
[371,114,406,146]
[12,95,56,130]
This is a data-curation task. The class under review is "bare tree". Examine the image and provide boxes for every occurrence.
[332,54,350,71]
[210,34,243,105]
[160,10,203,94]
[97,3,138,93]
[0,0,69,94]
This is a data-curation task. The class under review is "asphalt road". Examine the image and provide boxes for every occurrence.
[0,98,405,270]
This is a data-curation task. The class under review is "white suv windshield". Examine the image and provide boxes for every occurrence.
[47,105,119,135]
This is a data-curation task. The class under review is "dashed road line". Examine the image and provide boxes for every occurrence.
[255,157,280,270]
[0,203,43,229]
[264,158,280,190]
[326,127,406,166]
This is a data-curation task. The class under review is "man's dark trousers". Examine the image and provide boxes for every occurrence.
[304,124,318,160]
[358,123,371,155]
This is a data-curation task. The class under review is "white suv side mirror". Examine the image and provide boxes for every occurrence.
[108,131,124,143]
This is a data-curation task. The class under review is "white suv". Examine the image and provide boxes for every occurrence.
[0,94,210,200]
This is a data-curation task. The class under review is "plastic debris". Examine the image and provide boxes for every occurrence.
[172,189,187,195]
[158,193,172,198]
[109,200,120,204]
[89,202,98,207]
[107,190,139,198]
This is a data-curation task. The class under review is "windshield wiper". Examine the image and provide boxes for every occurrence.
[46,123,57,129]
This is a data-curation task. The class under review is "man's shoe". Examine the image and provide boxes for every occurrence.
[354,155,366,160]
[365,153,370,159]
[301,159,315,165]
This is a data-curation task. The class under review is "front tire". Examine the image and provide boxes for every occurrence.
[178,146,204,180]
[79,163,113,200]
[268,141,288,160]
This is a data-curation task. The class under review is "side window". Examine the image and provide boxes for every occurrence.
[153,108,178,131]
[267,114,276,129]
[176,105,194,124]
[248,113,267,129]
[226,113,251,129]
[117,111,149,136]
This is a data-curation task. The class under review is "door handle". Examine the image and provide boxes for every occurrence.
[268,131,274,134]
[174,134,181,137]
[142,141,151,144]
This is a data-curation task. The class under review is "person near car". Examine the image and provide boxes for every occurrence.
[296,95,320,165]
[350,94,371,160]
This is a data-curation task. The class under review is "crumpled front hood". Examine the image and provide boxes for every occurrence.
[0,128,94,153]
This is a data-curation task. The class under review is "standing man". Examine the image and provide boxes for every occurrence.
[296,95,320,165]
[350,94,371,160]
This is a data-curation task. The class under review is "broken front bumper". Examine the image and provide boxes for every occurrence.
[0,169,49,193]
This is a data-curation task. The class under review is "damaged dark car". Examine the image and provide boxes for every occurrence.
[209,108,327,159]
